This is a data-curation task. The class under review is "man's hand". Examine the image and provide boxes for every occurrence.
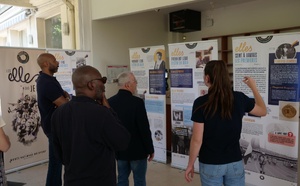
[101,93,110,108]
[148,153,154,162]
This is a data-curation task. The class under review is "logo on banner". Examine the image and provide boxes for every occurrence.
[17,51,30,64]
[65,50,76,56]
[185,43,198,49]
[141,48,150,53]
[256,36,273,43]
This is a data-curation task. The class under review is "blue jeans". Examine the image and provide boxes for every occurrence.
[46,134,62,186]
[199,160,245,186]
[117,159,147,186]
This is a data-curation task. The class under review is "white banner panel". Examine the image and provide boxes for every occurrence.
[47,50,92,96]
[232,32,300,186]
[168,40,218,171]
[0,47,48,172]
[129,45,167,163]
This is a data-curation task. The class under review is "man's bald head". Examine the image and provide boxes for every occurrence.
[72,65,102,93]
[37,53,55,69]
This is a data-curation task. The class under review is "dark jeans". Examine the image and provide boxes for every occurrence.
[117,159,147,186]
[46,134,62,186]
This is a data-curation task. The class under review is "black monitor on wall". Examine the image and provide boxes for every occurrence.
[169,9,201,33]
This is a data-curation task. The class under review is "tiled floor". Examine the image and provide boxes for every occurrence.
[6,160,201,186]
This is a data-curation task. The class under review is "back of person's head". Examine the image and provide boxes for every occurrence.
[72,65,102,96]
[202,60,233,119]
[117,72,133,87]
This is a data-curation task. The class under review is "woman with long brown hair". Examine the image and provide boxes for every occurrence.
[185,60,267,186]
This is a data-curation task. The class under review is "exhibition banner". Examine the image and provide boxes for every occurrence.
[0,47,48,172]
[168,40,218,170]
[129,45,167,163]
[233,32,300,186]
[47,50,91,96]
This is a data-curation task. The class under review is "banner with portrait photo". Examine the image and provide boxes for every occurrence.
[0,47,48,172]
[129,45,167,163]
[232,32,300,186]
[168,40,218,170]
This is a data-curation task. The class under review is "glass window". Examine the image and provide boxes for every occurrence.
[45,15,62,49]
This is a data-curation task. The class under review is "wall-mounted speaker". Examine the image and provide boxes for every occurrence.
[169,9,201,33]
[63,22,70,35]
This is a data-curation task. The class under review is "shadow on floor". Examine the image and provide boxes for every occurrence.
[7,181,26,186]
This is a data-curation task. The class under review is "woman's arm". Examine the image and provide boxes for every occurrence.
[185,122,204,182]
[243,76,267,116]
[0,127,10,152]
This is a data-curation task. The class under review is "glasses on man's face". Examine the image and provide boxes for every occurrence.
[87,77,107,85]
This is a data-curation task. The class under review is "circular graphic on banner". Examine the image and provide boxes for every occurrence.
[275,43,296,59]
[154,130,163,141]
[17,51,30,64]
[281,104,297,118]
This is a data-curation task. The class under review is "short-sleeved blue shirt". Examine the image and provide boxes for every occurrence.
[36,71,64,136]
[191,91,255,164]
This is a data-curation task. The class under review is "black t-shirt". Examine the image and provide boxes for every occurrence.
[36,71,64,135]
[191,91,255,164]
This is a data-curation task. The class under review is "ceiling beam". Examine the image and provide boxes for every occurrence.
[0,0,35,8]
[61,0,73,10]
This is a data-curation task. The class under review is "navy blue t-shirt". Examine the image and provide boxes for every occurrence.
[191,91,255,164]
[36,71,64,136]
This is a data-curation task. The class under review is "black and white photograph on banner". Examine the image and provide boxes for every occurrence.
[172,106,184,126]
[76,54,88,67]
[171,127,192,155]
[153,50,166,70]
[275,41,298,59]
[240,133,297,183]
[154,130,163,141]
[8,92,40,145]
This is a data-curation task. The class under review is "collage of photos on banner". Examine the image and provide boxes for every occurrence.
[171,108,192,156]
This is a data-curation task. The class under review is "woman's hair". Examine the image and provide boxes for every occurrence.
[201,60,233,119]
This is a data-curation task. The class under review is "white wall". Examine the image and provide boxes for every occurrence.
[91,0,198,20]
[184,0,300,42]
[92,11,168,97]
[90,0,300,97]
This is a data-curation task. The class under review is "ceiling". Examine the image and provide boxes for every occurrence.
[0,0,257,15]
[0,0,64,19]
[159,0,256,15]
